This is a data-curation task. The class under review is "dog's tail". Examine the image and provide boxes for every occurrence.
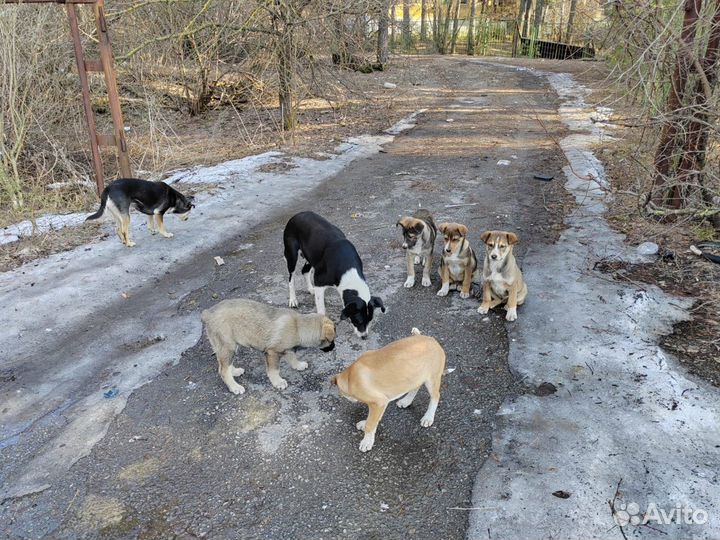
[85,189,108,221]
[200,309,211,325]
[411,327,422,336]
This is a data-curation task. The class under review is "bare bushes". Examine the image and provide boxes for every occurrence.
[606,1,720,227]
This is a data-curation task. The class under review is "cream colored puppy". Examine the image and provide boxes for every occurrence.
[331,328,446,452]
[201,298,336,394]
[477,230,527,322]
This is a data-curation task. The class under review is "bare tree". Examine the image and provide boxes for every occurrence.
[377,0,390,63]
[402,0,412,47]
[420,0,428,41]
[652,0,702,205]
[467,0,477,55]
[565,0,578,43]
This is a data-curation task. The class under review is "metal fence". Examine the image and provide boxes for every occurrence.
[391,16,594,60]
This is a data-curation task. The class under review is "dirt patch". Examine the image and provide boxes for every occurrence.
[595,256,720,385]
[0,223,105,272]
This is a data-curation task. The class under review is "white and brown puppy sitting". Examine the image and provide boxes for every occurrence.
[397,209,438,288]
[437,222,480,299]
[201,298,336,394]
[477,230,527,322]
[331,328,446,452]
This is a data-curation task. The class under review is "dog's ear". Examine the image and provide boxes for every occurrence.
[480,230,492,244]
[369,296,386,313]
[458,224,469,237]
[322,318,336,341]
[506,232,519,245]
[438,223,449,234]
[411,222,424,234]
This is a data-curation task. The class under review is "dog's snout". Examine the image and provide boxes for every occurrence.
[445,247,451,253]
[402,243,408,249]
[491,254,498,260]
[361,334,368,340]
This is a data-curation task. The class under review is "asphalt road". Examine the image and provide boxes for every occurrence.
[1,60,569,539]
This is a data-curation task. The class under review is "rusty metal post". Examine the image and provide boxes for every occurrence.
[66,3,105,194]
[94,0,132,179]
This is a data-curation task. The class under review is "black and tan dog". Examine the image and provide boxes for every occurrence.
[477,230,527,321]
[436,222,479,298]
[396,209,437,288]
[86,178,194,247]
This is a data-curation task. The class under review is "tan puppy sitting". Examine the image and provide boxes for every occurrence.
[437,222,480,299]
[331,328,446,452]
[201,298,336,394]
[477,230,528,322]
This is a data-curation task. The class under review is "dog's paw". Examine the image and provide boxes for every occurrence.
[271,377,288,390]
[396,397,413,409]
[460,291,470,299]
[228,383,245,395]
[292,360,308,371]
[148,228,157,235]
[505,307,518,322]
[288,298,298,308]
[231,366,245,376]
[413,256,421,265]
[359,434,375,452]
[355,420,366,431]
[436,288,449,297]
[404,276,415,288]
[421,276,432,287]
[477,304,490,314]
[125,240,136,248]
[420,414,435,427]
[160,232,174,239]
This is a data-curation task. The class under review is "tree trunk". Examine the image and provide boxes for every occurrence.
[277,31,296,131]
[521,0,532,37]
[674,0,720,216]
[651,0,702,205]
[402,0,412,47]
[420,0,428,41]
[377,0,390,64]
[390,1,396,48]
[533,0,544,38]
[565,0,578,43]
[450,0,461,54]
[467,0,476,55]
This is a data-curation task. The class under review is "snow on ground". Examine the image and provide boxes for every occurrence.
[0,111,424,500]
[468,64,720,539]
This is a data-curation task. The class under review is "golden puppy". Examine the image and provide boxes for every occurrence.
[331,328,446,452]
[201,298,336,394]
[477,230,527,321]
[437,222,480,298]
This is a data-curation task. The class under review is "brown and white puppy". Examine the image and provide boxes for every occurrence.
[477,230,527,322]
[331,328,446,452]
[396,209,438,288]
[437,222,480,298]
[201,298,336,394]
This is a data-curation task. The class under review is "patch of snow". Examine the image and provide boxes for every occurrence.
[1,213,87,245]
[469,64,720,540]
[0,109,426,247]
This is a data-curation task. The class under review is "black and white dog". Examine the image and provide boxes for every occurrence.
[283,211,385,339]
